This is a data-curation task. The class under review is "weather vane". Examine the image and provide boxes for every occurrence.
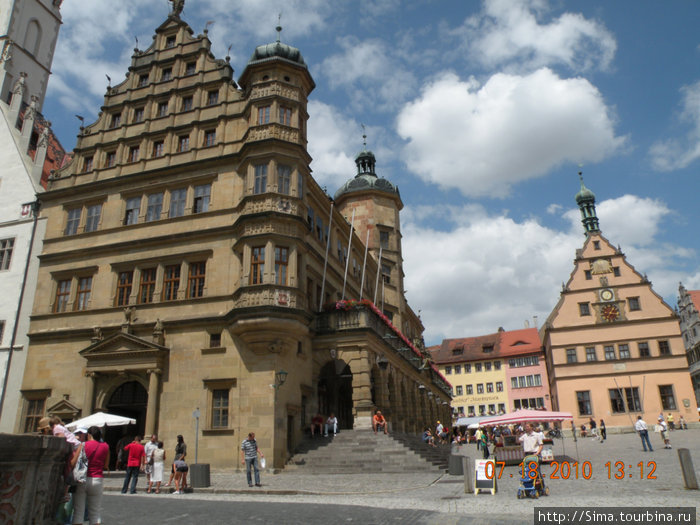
[276,13,282,42]
[361,124,367,148]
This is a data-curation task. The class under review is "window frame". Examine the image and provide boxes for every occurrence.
[257,105,270,125]
[250,246,265,285]
[124,196,141,225]
[53,279,71,312]
[566,348,577,363]
[187,261,206,298]
[193,184,211,213]
[658,385,676,410]
[279,106,292,126]
[578,302,590,316]
[277,164,291,195]
[274,246,289,285]
[74,276,92,311]
[576,390,592,416]
[0,238,15,270]
[162,264,181,301]
[146,193,163,222]
[585,346,597,361]
[84,204,102,232]
[138,268,157,304]
[628,297,641,311]
[169,188,187,218]
[254,164,268,194]
[115,270,133,306]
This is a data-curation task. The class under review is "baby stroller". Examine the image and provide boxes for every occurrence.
[517,454,549,498]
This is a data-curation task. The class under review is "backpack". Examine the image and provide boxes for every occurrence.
[70,446,88,485]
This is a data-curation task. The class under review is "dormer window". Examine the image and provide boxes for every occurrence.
[482,345,494,353]
[165,36,176,48]
[452,347,463,356]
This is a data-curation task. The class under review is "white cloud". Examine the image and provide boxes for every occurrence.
[397,69,626,198]
[649,80,700,171]
[317,37,418,112]
[404,196,694,345]
[458,0,616,73]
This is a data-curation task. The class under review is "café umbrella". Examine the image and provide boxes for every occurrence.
[66,412,136,430]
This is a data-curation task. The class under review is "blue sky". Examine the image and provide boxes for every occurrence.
[44,0,700,346]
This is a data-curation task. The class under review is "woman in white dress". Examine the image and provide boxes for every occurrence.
[148,441,166,494]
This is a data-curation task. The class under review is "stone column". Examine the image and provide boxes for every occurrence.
[345,349,373,429]
[145,368,161,437]
[83,371,96,415]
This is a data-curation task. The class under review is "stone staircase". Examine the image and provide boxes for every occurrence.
[286,429,450,473]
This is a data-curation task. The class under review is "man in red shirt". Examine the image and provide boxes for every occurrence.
[121,435,146,494]
[373,410,388,435]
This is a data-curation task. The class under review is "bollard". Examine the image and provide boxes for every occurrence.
[189,463,211,488]
[463,456,473,493]
[677,448,699,490]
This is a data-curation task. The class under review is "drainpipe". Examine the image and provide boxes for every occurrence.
[0,200,41,422]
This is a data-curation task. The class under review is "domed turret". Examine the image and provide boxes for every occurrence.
[334,140,400,202]
[247,24,307,68]
[575,171,600,234]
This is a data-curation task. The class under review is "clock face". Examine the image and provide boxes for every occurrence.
[601,304,620,322]
[600,289,614,302]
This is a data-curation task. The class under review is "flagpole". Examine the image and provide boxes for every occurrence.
[341,209,355,300]
[319,202,333,312]
[359,230,370,300]
[373,246,383,305]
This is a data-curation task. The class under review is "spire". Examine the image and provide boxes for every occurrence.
[575,171,599,234]
[276,14,282,43]
[355,125,376,176]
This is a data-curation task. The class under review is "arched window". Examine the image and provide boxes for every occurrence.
[24,20,42,56]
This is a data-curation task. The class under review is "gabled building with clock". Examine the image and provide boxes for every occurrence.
[540,175,695,430]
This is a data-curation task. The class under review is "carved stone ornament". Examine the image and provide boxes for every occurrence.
[169,0,184,16]
[591,258,612,275]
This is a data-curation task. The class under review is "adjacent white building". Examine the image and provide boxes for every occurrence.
[0,0,63,432]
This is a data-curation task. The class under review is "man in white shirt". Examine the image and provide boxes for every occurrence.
[144,434,158,484]
[324,413,338,437]
[634,416,653,451]
[657,417,671,449]
[518,423,543,455]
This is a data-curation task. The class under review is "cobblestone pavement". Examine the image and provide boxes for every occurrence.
[103,428,700,523]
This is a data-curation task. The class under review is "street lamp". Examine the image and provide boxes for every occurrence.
[275,369,288,388]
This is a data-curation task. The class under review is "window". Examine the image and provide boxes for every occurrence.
[455,386,463,396]
[658,340,671,356]
[278,165,291,194]
[274,246,288,285]
[566,348,577,363]
[157,102,168,117]
[204,129,216,147]
[209,332,222,348]
[297,172,304,197]
[0,320,4,343]
[628,297,641,311]
[162,264,180,301]
[128,145,140,163]
[315,216,324,242]
[466,384,473,394]
[109,113,121,129]
[486,382,494,393]
[584,270,592,280]
[257,105,270,124]
[444,366,452,375]
[576,391,592,415]
[613,266,621,277]
[484,362,492,371]
[133,107,144,123]
[496,381,503,392]
[254,164,267,194]
[579,302,590,316]
[161,67,172,81]
[609,389,625,413]
[53,279,71,312]
[185,62,196,75]
[146,193,163,222]
[115,271,133,306]
[177,135,190,152]
[625,387,642,412]
[207,90,218,106]
[85,204,102,232]
[381,263,391,284]
[0,238,15,270]
[23,397,46,433]
[187,261,206,298]
[593,240,600,250]
[181,96,193,111]
[475,363,482,372]
[124,196,141,225]
[618,344,630,359]
[138,74,149,87]
[454,364,461,374]
[165,36,176,48]
[169,188,187,218]
[378,230,390,249]
[63,208,83,235]
[279,106,292,126]
[83,156,93,172]
[105,151,116,168]
[476,384,484,394]
[604,345,616,360]
[465,364,472,373]
[74,277,92,310]
[307,206,314,228]
[152,140,165,158]
[493,361,501,370]
[211,389,229,428]
[638,341,650,357]
[585,347,597,361]
[193,184,210,213]
[139,268,156,303]
[452,347,464,356]
[658,385,676,410]
[250,246,265,285]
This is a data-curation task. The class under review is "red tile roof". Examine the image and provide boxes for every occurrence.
[688,291,700,313]
[428,328,541,364]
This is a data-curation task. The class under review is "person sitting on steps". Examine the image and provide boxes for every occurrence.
[311,413,324,437]
[372,410,388,435]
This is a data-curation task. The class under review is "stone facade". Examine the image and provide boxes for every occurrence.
[17,6,451,470]
[676,284,700,408]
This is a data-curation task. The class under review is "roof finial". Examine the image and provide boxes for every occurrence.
[361,123,367,148]
[168,0,184,17]
[276,13,282,43]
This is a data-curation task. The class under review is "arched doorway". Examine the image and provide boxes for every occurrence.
[318,360,353,429]
[105,381,147,469]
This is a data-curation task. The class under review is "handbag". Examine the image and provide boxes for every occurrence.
[71,446,88,485]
